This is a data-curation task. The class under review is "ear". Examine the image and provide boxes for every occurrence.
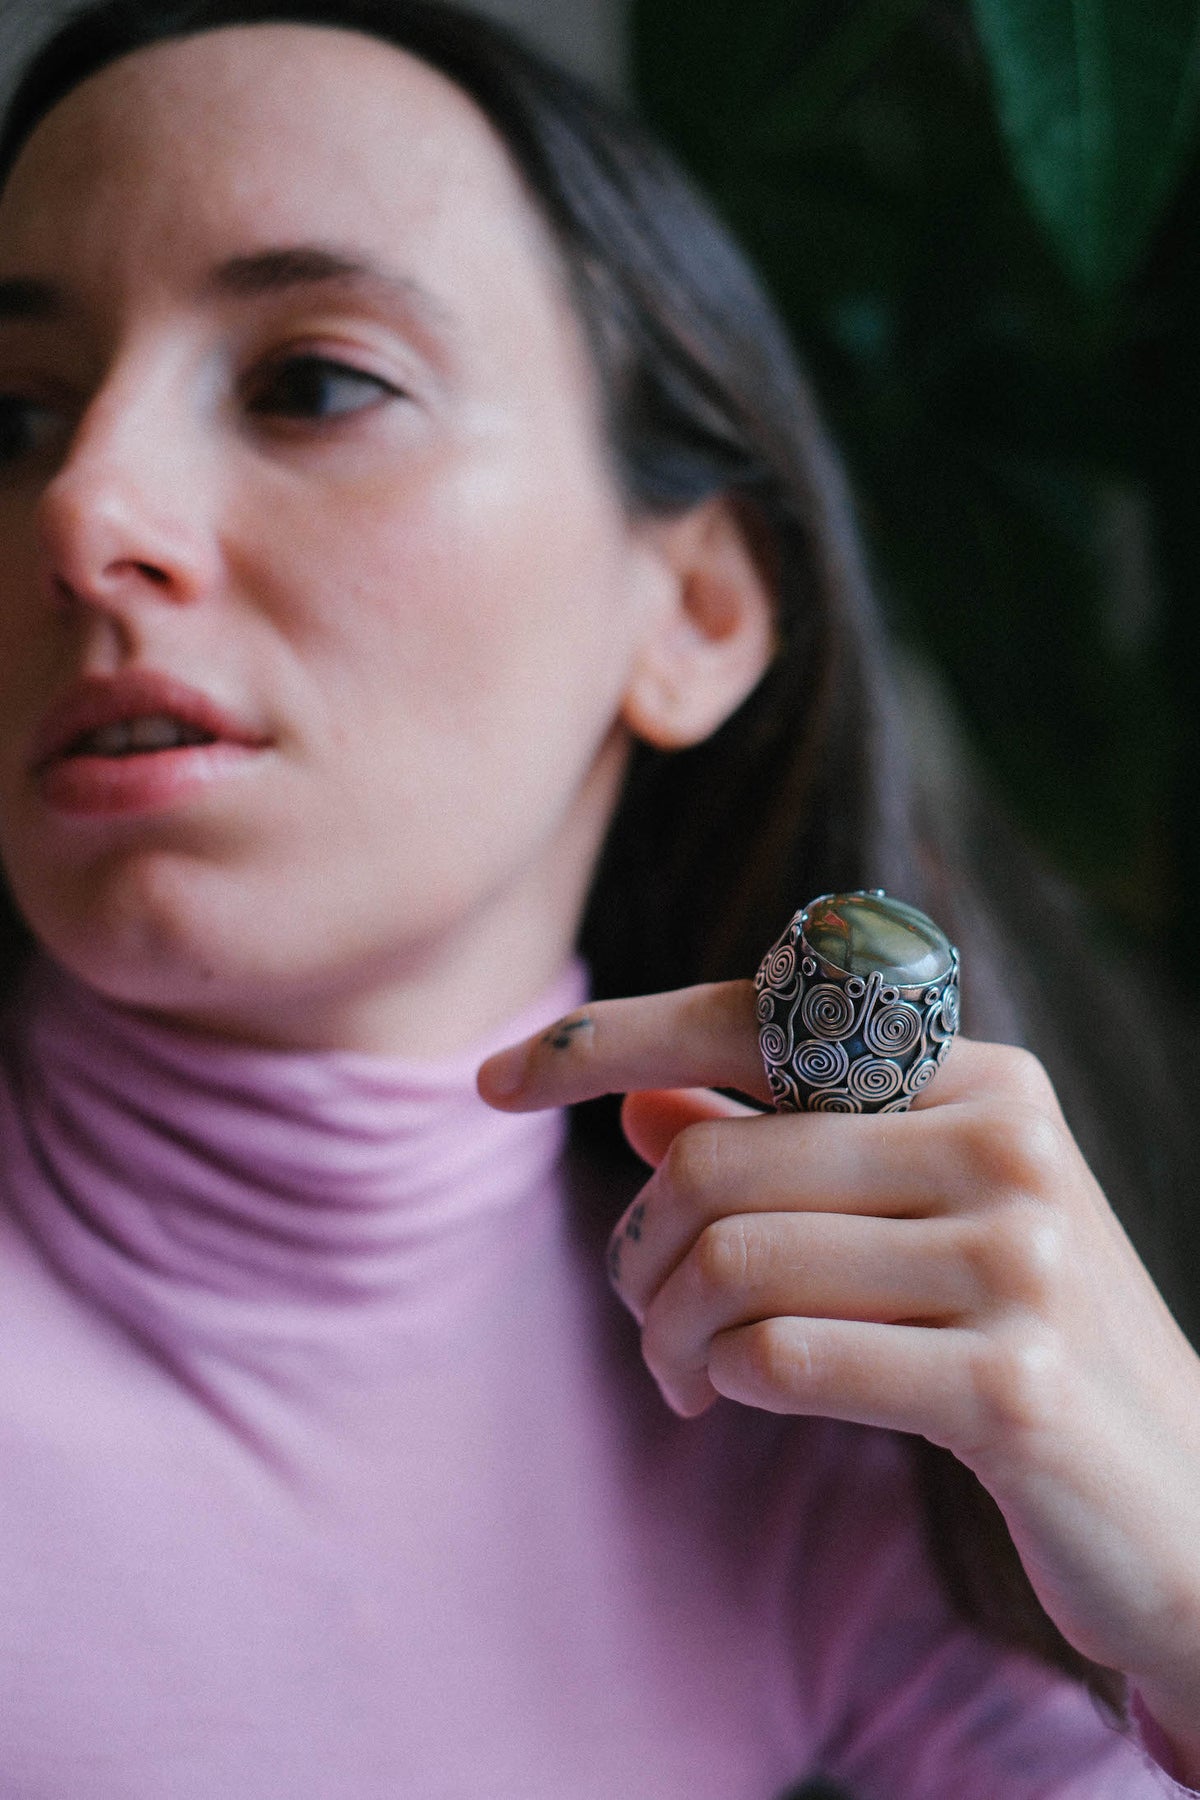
[620,493,778,751]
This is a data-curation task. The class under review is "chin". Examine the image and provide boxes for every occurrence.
[2,835,495,1049]
[9,857,285,1018]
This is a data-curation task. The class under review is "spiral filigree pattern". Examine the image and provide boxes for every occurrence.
[809,1090,861,1113]
[864,1001,922,1057]
[767,1068,803,1110]
[794,1039,849,1088]
[939,984,961,1034]
[847,1056,902,1102]
[761,941,798,993]
[904,1056,939,1095]
[800,983,855,1040]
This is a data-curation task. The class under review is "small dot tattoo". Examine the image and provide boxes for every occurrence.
[624,1201,646,1243]
[607,1238,622,1284]
[542,1014,592,1052]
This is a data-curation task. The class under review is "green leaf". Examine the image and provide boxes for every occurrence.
[752,0,933,149]
[969,0,1200,296]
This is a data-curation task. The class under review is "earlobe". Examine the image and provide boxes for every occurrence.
[620,494,778,751]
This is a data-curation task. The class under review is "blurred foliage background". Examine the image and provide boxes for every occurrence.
[630,0,1200,1005]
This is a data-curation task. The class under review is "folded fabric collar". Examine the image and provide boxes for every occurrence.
[0,951,586,1332]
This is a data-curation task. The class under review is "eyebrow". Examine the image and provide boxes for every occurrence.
[0,243,457,333]
[204,245,455,329]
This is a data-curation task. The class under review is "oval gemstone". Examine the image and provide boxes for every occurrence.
[803,891,953,986]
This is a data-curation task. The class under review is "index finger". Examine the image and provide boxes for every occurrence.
[477,981,771,1111]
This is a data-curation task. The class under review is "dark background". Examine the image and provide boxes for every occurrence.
[629,0,1200,1023]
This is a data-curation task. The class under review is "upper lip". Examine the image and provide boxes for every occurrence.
[31,671,272,770]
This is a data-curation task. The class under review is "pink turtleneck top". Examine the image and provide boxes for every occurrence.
[0,951,1191,1797]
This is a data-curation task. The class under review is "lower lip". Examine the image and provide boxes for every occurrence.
[37,742,267,818]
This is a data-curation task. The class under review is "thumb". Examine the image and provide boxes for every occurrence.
[620,1086,761,1168]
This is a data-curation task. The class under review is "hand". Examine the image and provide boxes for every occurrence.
[479,980,1200,1776]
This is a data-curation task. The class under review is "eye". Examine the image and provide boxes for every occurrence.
[0,393,70,466]
[246,354,401,423]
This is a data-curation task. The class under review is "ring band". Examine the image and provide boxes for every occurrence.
[754,890,960,1113]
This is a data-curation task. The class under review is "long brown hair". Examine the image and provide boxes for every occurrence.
[0,0,1188,1712]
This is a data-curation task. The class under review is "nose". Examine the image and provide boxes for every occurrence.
[35,356,221,634]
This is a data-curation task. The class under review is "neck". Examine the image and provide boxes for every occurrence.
[129,908,585,1059]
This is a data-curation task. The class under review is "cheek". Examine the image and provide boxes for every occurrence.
[0,597,61,857]
[254,441,639,784]
[0,535,54,723]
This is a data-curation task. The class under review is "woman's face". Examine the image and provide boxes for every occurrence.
[0,23,673,1050]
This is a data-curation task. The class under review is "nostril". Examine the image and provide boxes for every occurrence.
[49,563,173,612]
[140,564,172,587]
[50,573,82,616]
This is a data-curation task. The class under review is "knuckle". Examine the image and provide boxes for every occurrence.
[660,1120,726,1208]
[966,1206,1067,1311]
[738,1317,802,1390]
[968,1325,1065,1444]
[953,1104,1067,1199]
[690,1216,754,1303]
[996,1045,1056,1107]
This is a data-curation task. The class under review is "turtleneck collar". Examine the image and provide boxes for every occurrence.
[0,952,585,1346]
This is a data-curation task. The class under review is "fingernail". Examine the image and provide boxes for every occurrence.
[479,1041,530,1100]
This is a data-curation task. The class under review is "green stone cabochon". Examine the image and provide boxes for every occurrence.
[803,892,953,985]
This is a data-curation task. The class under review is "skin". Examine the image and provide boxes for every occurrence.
[0,17,1196,1779]
[0,22,770,1054]
[479,991,1200,1774]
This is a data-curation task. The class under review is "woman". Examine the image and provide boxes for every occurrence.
[0,0,1195,1792]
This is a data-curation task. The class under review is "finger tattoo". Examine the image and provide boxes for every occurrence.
[541,1015,593,1052]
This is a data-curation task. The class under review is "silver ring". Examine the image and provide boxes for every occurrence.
[754,890,960,1113]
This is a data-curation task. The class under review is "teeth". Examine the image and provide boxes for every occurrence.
[73,715,214,756]
[82,723,136,756]
[129,716,203,751]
